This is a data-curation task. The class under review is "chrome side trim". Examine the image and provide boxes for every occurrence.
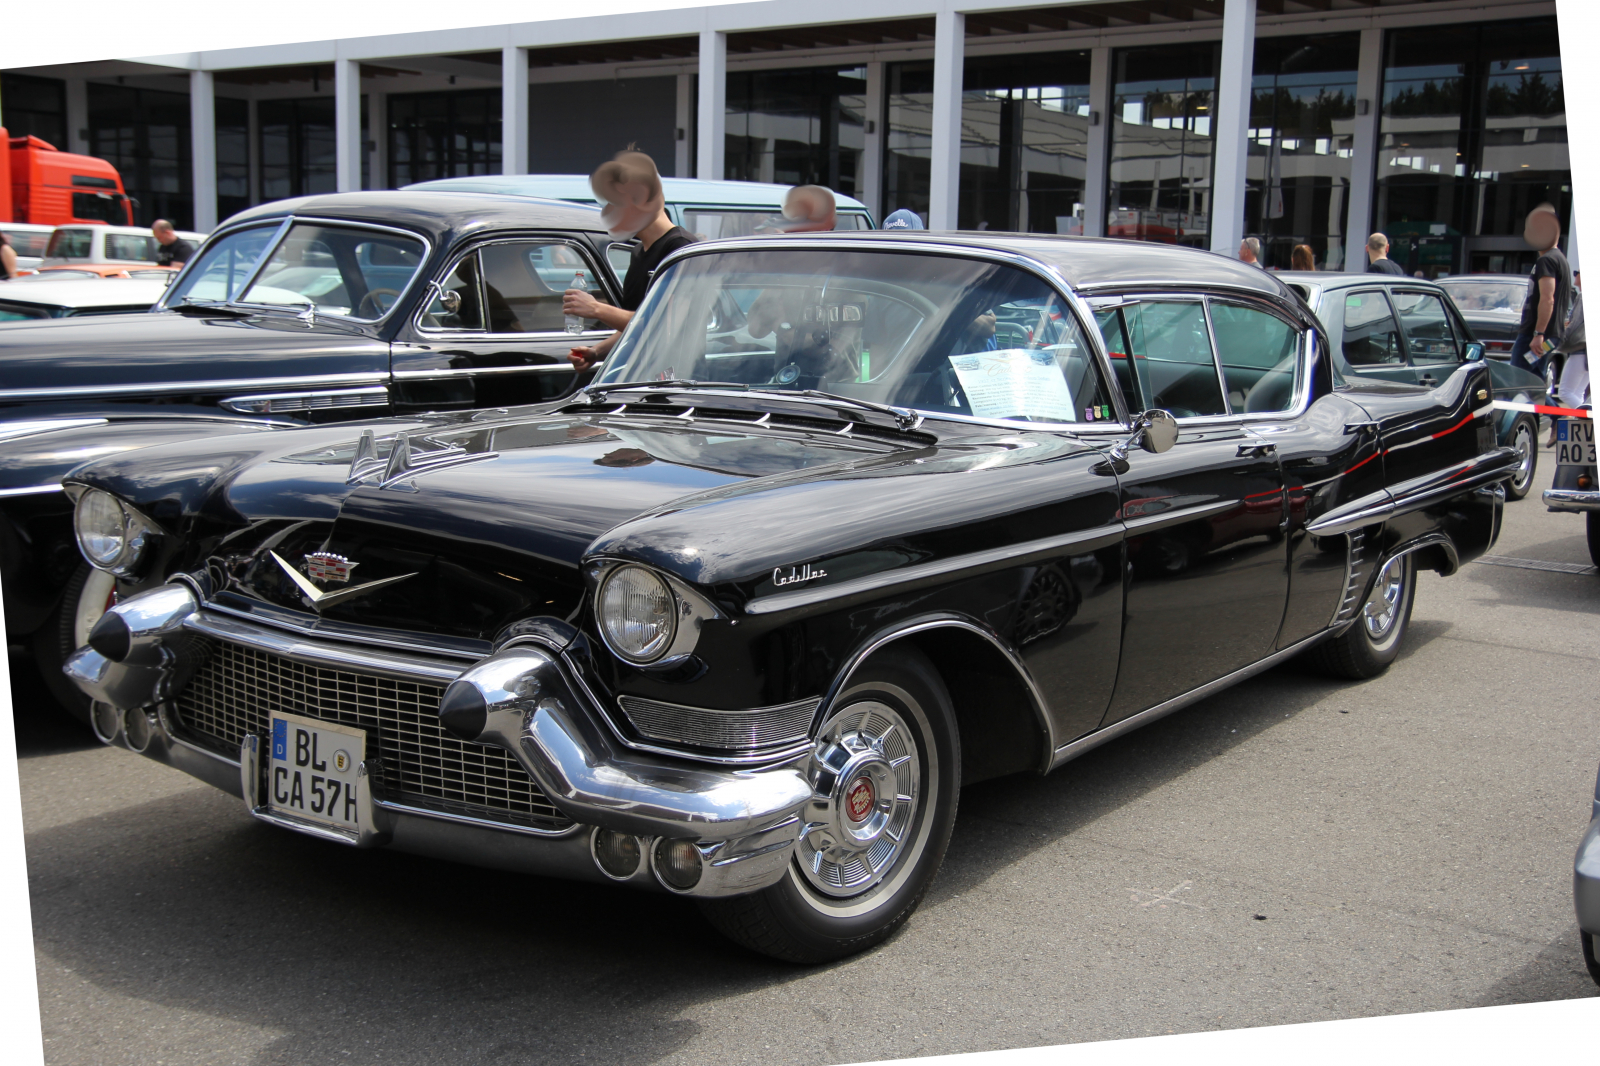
[0,484,66,498]
[744,524,1123,615]
[220,386,388,414]
[615,694,819,758]
[1332,527,1368,626]
[1305,489,1395,536]
[1122,499,1238,536]
[393,363,582,379]
[1381,447,1519,521]
[0,417,108,442]
[182,611,466,685]
[0,370,389,402]
[1383,531,1461,577]
[372,798,583,839]
[821,614,1056,774]
[1048,629,1333,771]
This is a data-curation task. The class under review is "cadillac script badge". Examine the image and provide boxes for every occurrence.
[304,552,357,585]
[772,563,828,587]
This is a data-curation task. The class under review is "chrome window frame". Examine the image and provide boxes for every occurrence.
[615,237,1135,433]
[158,217,290,310]
[160,215,433,327]
[412,236,617,341]
[1388,286,1466,369]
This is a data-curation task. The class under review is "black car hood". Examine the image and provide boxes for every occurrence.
[0,309,386,394]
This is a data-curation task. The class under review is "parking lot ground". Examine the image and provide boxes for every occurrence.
[17,442,1600,1066]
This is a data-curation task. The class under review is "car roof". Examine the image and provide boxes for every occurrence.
[52,223,205,240]
[403,174,872,212]
[217,190,611,242]
[676,231,1297,301]
[0,277,171,308]
[1,223,57,234]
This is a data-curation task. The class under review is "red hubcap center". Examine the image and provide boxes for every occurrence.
[845,776,875,822]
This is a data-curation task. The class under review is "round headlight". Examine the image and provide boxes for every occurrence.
[598,565,678,663]
[74,490,129,569]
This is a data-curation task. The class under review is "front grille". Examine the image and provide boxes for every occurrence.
[617,694,819,754]
[173,638,571,831]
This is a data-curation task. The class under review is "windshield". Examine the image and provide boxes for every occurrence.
[598,248,1117,424]
[163,225,280,306]
[1437,278,1526,313]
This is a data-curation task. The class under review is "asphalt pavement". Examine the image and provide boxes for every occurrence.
[16,442,1600,1066]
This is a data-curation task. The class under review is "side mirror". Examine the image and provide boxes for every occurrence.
[1138,409,1179,454]
[1464,341,1484,362]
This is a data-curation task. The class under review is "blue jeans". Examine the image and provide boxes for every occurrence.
[1509,331,1547,379]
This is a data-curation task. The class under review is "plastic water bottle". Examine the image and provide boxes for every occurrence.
[564,270,586,335]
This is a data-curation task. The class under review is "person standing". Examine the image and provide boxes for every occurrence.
[151,220,195,267]
[1508,202,1572,380]
[1238,237,1263,266]
[882,209,925,231]
[1365,233,1406,275]
[562,150,697,371]
[1291,244,1315,271]
[0,234,17,281]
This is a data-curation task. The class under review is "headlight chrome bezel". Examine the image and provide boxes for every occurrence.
[590,560,722,667]
[72,488,156,577]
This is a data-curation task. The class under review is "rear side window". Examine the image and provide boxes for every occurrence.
[45,229,93,259]
[1340,291,1404,366]
[106,234,155,261]
[1391,291,1461,363]
[1,230,51,257]
[1095,301,1226,417]
[1210,303,1300,414]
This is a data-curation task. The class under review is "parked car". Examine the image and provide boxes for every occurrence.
[1,222,56,272]
[1283,271,1547,501]
[1434,274,1525,359]
[404,174,875,275]
[0,190,623,724]
[0,276,171,319]
[41,223,207,268]
[19,263,179,281]
[62,232,1514,963]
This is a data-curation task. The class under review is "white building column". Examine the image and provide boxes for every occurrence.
[367,91,388,189]
[928,8,965,230]
[675,74,693,178]
[502,45,529,175]
[697,29,727,180]
[1209,0,1256,256]
[1345,27,1384,266]
[861,61,885,221]
[1082,46,1111,238]
[246,98,261,205]
[64,79,89,154]
[334,58,362,193]
[190,70,218,232]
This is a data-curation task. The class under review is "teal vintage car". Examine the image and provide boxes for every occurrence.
[1283,271,1547,500]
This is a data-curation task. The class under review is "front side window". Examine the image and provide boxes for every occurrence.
[1391,290,1461,363]
[1210,302,1301,413]
[236,224,426,320]
[1340,291,1404,366]
[600,249,1116,425]
[163,225,280,306]
[45,230,93,259]
[479,242,607,334]
[1095,301,1226,417]
[419,254,484,331]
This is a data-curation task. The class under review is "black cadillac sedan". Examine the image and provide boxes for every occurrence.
[0,191,622,719]
[62,233,1515,963]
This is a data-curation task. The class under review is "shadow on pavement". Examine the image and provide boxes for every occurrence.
[9,646,97,758]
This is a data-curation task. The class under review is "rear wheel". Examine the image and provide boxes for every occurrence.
[700,647,959,963]
[1305,553,1417,680]
[30,562,117,727]
[1505,415,1538,501]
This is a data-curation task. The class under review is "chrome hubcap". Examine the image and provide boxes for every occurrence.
[797,701,919,897]
[1362,556,1407,640]
[1513,423,1535,487]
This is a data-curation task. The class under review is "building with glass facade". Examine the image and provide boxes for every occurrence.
[0,0,1567,275]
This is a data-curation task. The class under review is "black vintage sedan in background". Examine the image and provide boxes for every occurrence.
[62,233,1514,963]
[0,191,621,719]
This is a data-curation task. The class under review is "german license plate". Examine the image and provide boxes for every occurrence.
[267,711,365,833]
[1556,418,1597,468]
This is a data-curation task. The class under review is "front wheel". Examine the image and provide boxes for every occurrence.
[31,562,117,727]
[700,647,960,963]
[1505,415,1538,501]
[1305,553,1417,680]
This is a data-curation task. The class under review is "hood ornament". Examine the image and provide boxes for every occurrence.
[270,550,416,612]
[345,429,500,490]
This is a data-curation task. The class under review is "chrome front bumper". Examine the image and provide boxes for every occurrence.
[65,584,812,898]
[1545,488,1600,513]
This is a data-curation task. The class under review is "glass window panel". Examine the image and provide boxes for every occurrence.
[87,82,191,229]
[1392,291,1462,362]
[1104,301,1226,416]
[1210,303,1300,413]
[0,305,50,321]
[420,253,484,331]
[239,224,424,319]
[724,67,865,199]
[479,242,595,334]
[1341,291,1406,366]
[385,88,502,188]
[162,224,279,304]
[1107,43,1219,248]
[45,230,93,259]
[105,234,155,260]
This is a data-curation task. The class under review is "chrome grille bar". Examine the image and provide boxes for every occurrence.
[616,694,819,755]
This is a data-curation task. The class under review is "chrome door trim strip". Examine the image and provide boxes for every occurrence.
[820,613,1057,774]
[0,417,109,442]
[393,363,580,379]
[1121,499,1239,535]
[744,524,1123,616]
[0,370,390,402]
[1048,629,1332,771]
[1304,489,1395,536]
[219,385,389,414]
[0,483,66,498]
[372,798,582,839]
[182,610,468,684]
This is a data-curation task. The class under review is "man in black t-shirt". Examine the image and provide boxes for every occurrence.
[1365,233,1406,275]
[563,151,696,371]
[152,220,195,267]
[1509,204,1572,378]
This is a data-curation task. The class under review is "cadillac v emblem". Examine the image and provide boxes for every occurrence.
[304,552,357,585]
[773,563,828,587]
[269,550,417,613]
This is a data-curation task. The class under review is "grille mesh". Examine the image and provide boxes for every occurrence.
[617,694,819,753]
[173,638,571,831]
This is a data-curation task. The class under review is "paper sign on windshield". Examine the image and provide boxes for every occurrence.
[948,349,1076,422]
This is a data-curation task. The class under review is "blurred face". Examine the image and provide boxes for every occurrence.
[598,181,663,241]
[780,185,836,233]
[1238,241,1255,262]
[1525,210,1560,251]
[152,224,174,244]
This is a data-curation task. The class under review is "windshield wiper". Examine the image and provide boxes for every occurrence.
[582,381,923,432]
[582,380,751,401]
[172,299,254,317]
[754,388,924,432]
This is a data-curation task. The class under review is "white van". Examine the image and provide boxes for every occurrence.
[1,223,57,273]
[42,224,207,268]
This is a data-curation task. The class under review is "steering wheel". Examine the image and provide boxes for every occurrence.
[356,288,401,319]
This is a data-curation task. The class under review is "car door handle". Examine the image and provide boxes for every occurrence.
[1417,373,1438,386]
[1237,442,1276,458]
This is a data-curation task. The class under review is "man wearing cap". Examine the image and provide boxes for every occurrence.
[882,209,925,231]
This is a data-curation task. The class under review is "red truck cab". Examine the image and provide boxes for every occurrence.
[1,128,134,226]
